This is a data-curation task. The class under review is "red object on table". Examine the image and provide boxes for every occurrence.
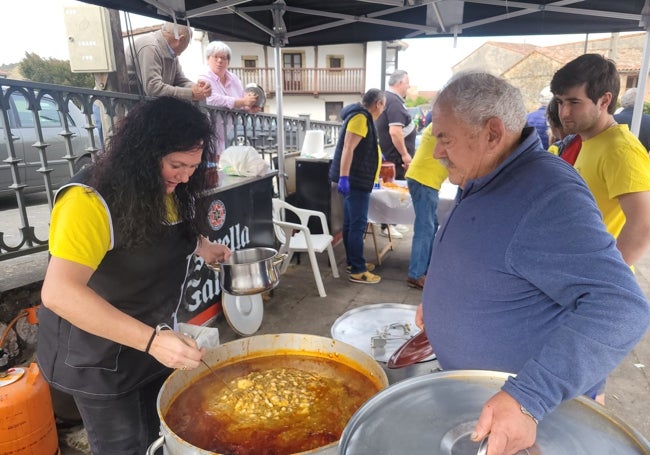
[380,162,395,183]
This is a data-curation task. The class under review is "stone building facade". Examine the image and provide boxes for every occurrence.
[452,33,648,112]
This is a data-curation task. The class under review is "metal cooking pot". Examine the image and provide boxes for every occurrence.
[245,83,266,108]
[147,333,389,455]
[207,247,286,295]
[330,304,439,384]
[339,370,650,455]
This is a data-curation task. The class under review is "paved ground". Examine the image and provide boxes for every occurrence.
[5,222,645,453]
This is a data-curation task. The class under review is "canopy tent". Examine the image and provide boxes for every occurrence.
[77,0,650,199]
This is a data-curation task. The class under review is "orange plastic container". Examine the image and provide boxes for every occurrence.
[0,363,59,455]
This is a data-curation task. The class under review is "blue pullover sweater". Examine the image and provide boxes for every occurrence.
[422,127,650,421]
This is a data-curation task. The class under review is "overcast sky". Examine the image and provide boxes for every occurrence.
[1,0,626,91]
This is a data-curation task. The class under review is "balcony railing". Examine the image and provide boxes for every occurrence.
[230,67,366,95]
[0,78,340,262]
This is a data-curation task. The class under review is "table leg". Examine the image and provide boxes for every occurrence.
[365,223,393,265]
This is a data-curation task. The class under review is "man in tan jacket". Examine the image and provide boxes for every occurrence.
[125,22,210,101]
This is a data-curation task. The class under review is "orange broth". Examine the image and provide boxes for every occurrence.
[164,354,380,455]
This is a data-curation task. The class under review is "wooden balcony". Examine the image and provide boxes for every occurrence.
[229,67,365,96]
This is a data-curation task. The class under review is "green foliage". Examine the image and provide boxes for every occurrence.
[19,52,94,88]
[406,96,431,107]
[644,101,650,115]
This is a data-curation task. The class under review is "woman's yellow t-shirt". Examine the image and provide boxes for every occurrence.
[49,186,180,270]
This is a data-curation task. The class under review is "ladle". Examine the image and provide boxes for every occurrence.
[155,323,234,392]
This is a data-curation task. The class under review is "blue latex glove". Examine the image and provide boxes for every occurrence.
[337,176,350,195]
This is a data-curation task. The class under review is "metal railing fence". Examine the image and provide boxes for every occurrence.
[0,78,340,262]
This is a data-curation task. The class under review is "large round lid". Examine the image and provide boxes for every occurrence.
[330,303,435,363]
[222,292,263,336]
[339,370,650,455]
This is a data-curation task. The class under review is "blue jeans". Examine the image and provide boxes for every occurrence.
[343,188,371,274]
[407,178,439,280]
[72,374,168,454]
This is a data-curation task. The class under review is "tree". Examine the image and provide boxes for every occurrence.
[406,96,431,107]
[19,52,94,88]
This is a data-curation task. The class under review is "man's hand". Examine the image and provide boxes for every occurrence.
[192,80,211,101]
[472,391,537,455]
[401,153,412,167]
[415,303,424,330]
[337,176,350,195]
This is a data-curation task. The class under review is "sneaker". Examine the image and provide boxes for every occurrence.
[349,271,381,284]
[346,263,376,274]
[380,225,403,239]
[395,224,410,233]
[407,276,426,290]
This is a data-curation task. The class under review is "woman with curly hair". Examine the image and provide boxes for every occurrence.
[36,96,231,454]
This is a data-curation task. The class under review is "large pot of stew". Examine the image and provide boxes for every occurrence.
[147,333,389,455]
[339,370,650,454]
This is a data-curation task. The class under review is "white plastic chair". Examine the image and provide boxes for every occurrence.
[272,198,340,297]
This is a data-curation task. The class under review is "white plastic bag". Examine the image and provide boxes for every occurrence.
[177,322,220,350]
[220,145,270,176]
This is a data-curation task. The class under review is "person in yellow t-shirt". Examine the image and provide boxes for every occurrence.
[329,89,386,284]
[551,54,650,269]
[37,97,231,454]
[404,123,448,289]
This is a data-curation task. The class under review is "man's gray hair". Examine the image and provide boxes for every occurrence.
[435,72,527,133]
[205,41,232,61]
[388,70,408,87]
[161,22,192,40]
[620,88,637,109]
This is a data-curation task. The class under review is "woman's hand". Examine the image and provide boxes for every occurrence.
[243,91,258,108]
[146,329,205,370]
[196,235,231,264]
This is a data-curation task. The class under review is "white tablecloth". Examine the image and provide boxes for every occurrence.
[368,180,458,226]
[368,181,415,225]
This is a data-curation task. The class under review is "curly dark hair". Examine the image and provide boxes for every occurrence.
[87,97,215,249]
[550,53,620,115]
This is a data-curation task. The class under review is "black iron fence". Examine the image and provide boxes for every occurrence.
[0,79,340,262]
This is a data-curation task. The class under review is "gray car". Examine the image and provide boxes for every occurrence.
[0,91,95,197]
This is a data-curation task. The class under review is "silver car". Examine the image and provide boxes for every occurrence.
[0,91,95,196]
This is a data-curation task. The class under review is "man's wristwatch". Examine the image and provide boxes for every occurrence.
[520,404,539,425]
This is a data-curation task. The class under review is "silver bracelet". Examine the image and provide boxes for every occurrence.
[520,404,539,425]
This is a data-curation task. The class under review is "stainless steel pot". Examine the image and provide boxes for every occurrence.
[339,370,650,455]
[207,247,286,295]
[330,304,439,384]
[147,333,389,455]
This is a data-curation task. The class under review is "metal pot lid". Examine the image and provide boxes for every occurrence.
[330,303,435,364]
[245,83,266,107]
[222,291,263,336]
[339,370,650,455]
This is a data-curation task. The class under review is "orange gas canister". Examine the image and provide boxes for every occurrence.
[0,363,59,455]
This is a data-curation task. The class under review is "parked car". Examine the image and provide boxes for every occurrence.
[0,92,95,196]
[231,115,299,151]
[408,106,425,133]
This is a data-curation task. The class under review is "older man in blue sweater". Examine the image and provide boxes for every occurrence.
[417,72,650,455]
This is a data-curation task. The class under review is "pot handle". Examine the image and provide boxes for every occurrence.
[146,435,165,455]
[273,252,289,267]
[206,261,221,273]
[476,437,488,455]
